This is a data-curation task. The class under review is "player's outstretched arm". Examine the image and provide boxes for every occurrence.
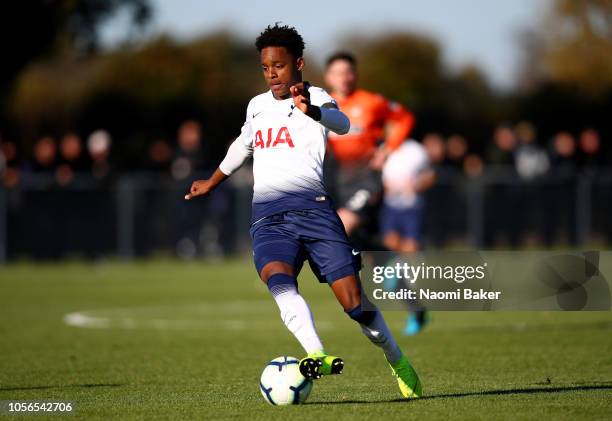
[184,168,228,200]
[290,82,350,135]
[185,113,254,201]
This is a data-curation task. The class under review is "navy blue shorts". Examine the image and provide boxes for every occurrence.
[379,204,424,241]
[250,208,361,285]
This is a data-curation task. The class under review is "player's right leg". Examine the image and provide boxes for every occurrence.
[295,260,344,380]
[261,261,343,380]
[259,261,327,357]
[251,214,332,374]
[298,351,344,379]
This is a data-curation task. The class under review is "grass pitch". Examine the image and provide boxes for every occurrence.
[0,259,611,420]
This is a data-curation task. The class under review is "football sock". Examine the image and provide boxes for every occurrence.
[346,302,403,365]
[267,273,324,355]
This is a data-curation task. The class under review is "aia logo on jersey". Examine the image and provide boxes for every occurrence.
[253,127,294,149]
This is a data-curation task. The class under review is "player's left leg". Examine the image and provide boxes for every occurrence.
[260,261,327,356]
[330,274,422,398]
[330,274,400,363]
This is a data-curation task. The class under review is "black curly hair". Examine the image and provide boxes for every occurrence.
[255,23,305,59]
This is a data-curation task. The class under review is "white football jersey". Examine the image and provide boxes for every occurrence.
[220,85,337,221]
[382,139,431,209]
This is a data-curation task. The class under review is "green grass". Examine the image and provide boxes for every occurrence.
[0,259,611,420]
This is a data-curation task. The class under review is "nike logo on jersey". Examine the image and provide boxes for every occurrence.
[253,127,295,149]
[252,111,262,119]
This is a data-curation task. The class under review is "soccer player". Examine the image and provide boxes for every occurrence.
[381,138,435,253]
[185,24,421,398]
[381,138,436,335]
[324,52,416,237]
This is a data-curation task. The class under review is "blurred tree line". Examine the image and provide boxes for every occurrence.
[1,0,610,168]
[0,0,150,117]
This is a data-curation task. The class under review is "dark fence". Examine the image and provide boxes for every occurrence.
[1,166,611,262]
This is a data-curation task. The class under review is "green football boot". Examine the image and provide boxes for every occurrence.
[389,354,422,398]
[299,352,344,379]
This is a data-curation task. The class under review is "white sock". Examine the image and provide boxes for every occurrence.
[268,280,324,354]
[359,310,403,365]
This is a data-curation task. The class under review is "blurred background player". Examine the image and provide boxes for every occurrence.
[381,138,436,335]
[324,52,416,244]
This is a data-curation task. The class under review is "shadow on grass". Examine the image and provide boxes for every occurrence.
[306,383,612,405]
[0,383,124,392]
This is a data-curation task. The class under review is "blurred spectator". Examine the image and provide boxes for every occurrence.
[487,125,517,166]
[87,130,112,179]
[172,120,217,259]
[512,122,548,246]
[484,126,519,247]
[463,154,483,177]
[56,133,88,185]
[578,128,603,169]
[81,130,115,257]
[148,138,173,173]
[578,128,612,245]
[422,133,446,167]
[171,120,205,180]
[514,121,549,180]
[54,133,89,255]
[32,136,58,173]
[1,140,21,188]
[544,131,577,246]
[134,138,174,257]
[445,135,468,169]
[30,136,60,259]
[550,131,576,176]
[422,133,455,247]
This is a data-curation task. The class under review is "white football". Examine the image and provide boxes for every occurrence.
[259,356,313,405]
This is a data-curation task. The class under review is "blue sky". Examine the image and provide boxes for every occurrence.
[102,0,550,90]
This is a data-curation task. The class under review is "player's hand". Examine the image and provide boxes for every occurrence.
[184,179,213,200]
[290,81,311,114]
